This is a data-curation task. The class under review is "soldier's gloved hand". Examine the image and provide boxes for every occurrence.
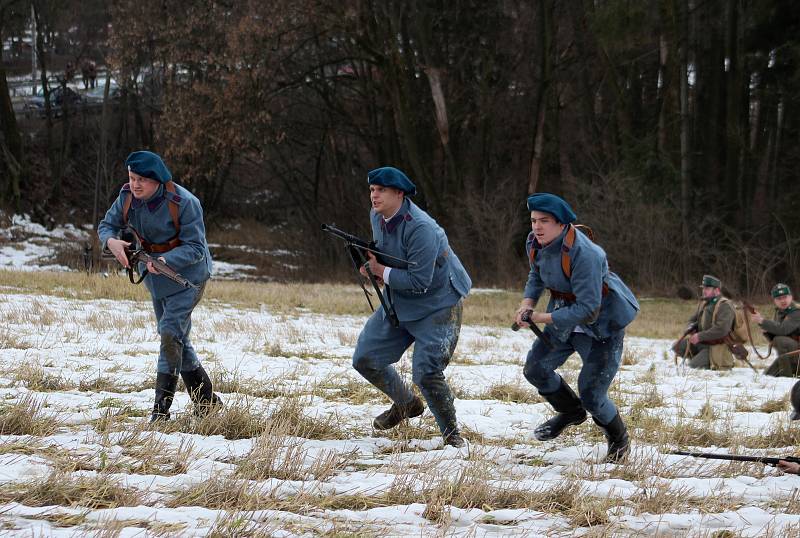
[106,238,131,268]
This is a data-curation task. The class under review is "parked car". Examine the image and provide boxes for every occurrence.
[83,80,121,105]
[23,86,83,118]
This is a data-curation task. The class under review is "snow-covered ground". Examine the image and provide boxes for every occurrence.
[0,214,260,279]
[1,288,800,537]
[1,213,800,536]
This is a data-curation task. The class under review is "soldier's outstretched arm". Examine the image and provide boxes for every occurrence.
[760,310,800,337]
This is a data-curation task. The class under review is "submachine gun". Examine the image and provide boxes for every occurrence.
[322,224,415,328]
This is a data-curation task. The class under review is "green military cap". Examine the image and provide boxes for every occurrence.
[771,283,792,298]
[700,274,722,288]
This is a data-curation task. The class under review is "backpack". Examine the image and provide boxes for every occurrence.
[712,298,749,345]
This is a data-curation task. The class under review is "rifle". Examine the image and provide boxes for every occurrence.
[672,450,800,466]
[741,300,773,361]
[511,309,552,348]
[126,248,197,289]
[671,322,698,365]
[104,246,197,289]
[322,224,415,328]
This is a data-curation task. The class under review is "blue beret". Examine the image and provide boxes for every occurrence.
[125,150,172,184]
[526,193,577,224]
[367,167,417,196]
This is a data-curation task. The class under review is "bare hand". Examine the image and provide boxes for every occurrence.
[778,460,800,475]
[515,300,535,327]
[365,252,385,278]
[688,333,701,345]
[359,261,383,285]
[751,311,764,324]
[106,238,131,268]
[146,257,167,275]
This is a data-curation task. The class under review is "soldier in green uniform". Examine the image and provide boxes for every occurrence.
[753,283,800,377]
[672,275,736,370]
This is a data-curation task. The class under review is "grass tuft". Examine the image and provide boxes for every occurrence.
[0,469,144,509]
[0,393,61,436]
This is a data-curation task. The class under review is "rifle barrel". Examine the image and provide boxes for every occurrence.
[321,223,417,266]
[672,450,800,465]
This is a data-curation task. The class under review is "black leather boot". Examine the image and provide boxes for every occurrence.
[534,378,587,441]
[150,372,179,422]
[418,374,464,448]
[180,365,223,417]
[594,413,630,463]
[373,396,425,430]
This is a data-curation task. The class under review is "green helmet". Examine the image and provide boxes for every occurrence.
[791,380,800,421]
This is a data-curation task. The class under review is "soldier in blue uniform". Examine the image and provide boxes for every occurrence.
[352,166,472,448]
[514,193,639,462]
[98,150,221,422]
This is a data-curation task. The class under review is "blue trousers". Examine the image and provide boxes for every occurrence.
[152,282,205,375]
[523,329,625,425]
[352,301,463,435]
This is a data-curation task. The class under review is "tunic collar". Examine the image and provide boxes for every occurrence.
[131,184,165,212]
[380,199,411,234]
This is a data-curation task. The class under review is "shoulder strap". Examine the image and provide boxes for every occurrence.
[123,181,180,235]
[712,297,730,325]
[122,185,132,225]
[561,225,576,278]
[528,224,577,279]
[164,181,181,234]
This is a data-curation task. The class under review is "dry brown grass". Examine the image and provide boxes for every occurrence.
[235,416,354,482]
[164,397,268,439]
[0,469,144,509]
[0,327,32,349]
[478,381,541,404]
[314,374,384,405]
[760,396,789,414]
[165,477,279,510]
[10,363,76,391]
[0,269,741,337]
[265,397,353,440]
[0,393,61,436]
[206,513,281,537]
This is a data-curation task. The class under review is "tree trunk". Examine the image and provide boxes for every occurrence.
[678,0,691,258]
[527,0,552,194]
[0,12,23,208]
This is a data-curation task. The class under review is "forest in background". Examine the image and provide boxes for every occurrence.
[1,0,799,294]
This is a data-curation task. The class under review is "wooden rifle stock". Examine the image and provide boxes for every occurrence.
[124,248,197,289]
